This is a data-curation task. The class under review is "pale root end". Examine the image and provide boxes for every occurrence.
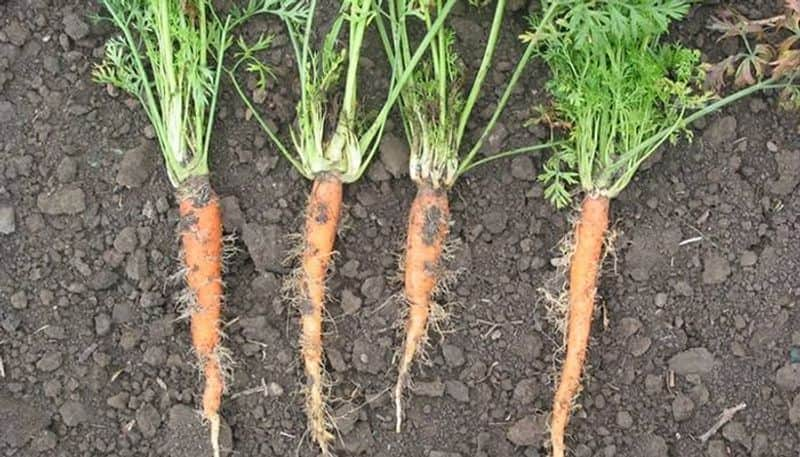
[394,343,416,433]
[393,302,432,434]
[550,425,565,457]
[393,371,407,434]
[306,371,333,456]
[209,413,221,457]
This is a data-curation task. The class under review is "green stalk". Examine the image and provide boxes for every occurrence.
[342,1,367,122]
[355,0,458,175]
[228,65,306,173]
[95,0,281,187]
[457,0,560,175]
[602,77,787,197]
[460,140,567,174]
[433,3,447,126]
[454,0,506,153]
[194,3,208,161]
[298,0,317,116]
[195,16,232,177]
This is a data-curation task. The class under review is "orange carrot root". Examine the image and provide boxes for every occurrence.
[178,176,225,457]
[394,182,450,433]
[550,195,610,457]
[299,173,343,454]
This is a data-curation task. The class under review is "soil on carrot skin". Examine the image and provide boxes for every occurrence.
[1,1,798,456]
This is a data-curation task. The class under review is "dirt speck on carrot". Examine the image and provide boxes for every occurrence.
[315,202,330,225]
[422,206,443,246]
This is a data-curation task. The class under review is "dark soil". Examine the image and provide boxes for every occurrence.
[2,1,799,456]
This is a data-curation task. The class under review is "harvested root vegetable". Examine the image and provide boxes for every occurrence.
[178,178,225,454]
[523,2,789,455]
[376,0,564,432]
[394,183,450,431]
[93,1,286,454]
[299,173,342,448]
[549,194,608,456]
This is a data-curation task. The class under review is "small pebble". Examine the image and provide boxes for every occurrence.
[0,204,15,234]
[442,344,465,368]
[268,382,284,397]
[10,290,27,309]
[616,410,633,429]
[672,393,695,422]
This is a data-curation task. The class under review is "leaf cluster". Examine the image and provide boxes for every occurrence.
[523,0,692,49]
[535,1,710,208]
[93,0,300,186]
[94,0,226,186]
[396,16,466,187]
[378,0,566,188]
[232,0,447,183]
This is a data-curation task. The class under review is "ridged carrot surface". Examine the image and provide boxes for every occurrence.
[394,183,450,432]
[299,173,343,455]
[551,195,609,457]
[178,177,225,457]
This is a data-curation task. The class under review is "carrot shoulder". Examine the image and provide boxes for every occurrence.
[178,176,225,457]
[395,183,450,432]
[299,173,343,454]
[551,194,610,457]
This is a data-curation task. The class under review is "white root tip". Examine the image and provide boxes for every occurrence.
[394,378,404,434]
[209,413,221,457]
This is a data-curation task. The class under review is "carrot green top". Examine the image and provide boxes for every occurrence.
[376,0,563,189]
[531,0,708,207]
[531,0,785,208]
[94,0,305,187]
[93,0,228,187]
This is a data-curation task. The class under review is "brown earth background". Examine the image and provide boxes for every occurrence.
[1,1,799,456]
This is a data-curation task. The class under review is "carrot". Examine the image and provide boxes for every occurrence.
[96,2,263,454]
[377,0,564,434]
[525,2,779,454]
[550,195,609,457]
[298,173,343,454]
[394,183,450,432]
[177,177,226,457]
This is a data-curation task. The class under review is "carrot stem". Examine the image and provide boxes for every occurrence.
[551,194,610,457]
[395,182,450,432]
[299,173,343,454]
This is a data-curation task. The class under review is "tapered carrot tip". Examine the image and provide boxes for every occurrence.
[394,374,407,433]
[209,413,221,457]
[550,194,609,457]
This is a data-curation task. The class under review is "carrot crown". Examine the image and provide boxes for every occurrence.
[231,0,457,184]
[94,0,297,187]
[376,0,564,190]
